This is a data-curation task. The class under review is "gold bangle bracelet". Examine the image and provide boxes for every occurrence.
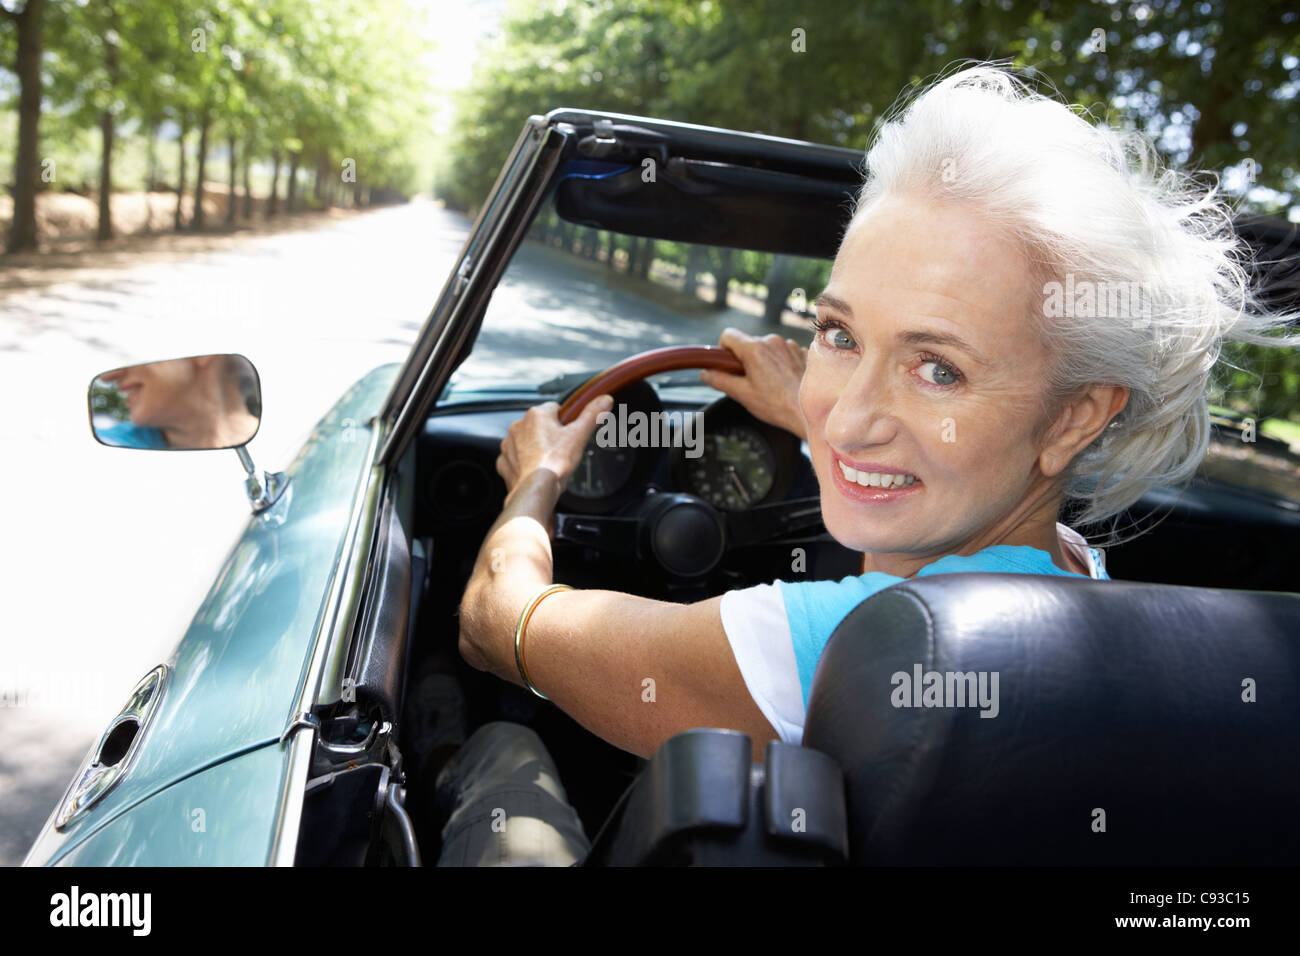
[513,583,573,700]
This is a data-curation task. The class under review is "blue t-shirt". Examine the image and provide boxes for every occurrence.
[97,421,169,449]
[719,532,1109,743]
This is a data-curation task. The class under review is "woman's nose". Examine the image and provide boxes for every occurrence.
[824,361,897,447]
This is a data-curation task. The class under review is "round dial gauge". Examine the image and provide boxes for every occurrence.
[685,426,776,511]
[566,440,636,499]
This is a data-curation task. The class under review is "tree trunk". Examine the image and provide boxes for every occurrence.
[241,129,253,219]
[267,149,280,217]
[683,245,707,299]
[712,249,733,308]
[286,150,301,212]
[145,120,158,193]
[226,134,237,224]
[174,118,187,232]
[637,238,653,278]
[95,5,118,241]
[191,106,210,230]
[1189,76,1235,166]
[605,230,616,268]
[762,254,795,326]
[97,107,114,241]
[6,0,46,253]
[144,118,159,232]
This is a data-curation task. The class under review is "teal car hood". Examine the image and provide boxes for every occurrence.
[49,741,293,866]
[26,364,400,866]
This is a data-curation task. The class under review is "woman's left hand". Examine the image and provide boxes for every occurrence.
[496,395,614,497]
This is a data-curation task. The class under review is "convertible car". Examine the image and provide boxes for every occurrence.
[25,110,1300,867]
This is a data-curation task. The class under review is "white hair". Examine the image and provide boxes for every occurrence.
[848,62,1300,545]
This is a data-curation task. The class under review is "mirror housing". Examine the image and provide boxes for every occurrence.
[88,354,286,514]
[88,354,261,451]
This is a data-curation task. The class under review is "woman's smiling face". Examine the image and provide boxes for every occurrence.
[801,191,1067,570]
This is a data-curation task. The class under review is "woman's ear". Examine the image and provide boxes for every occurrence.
[1038,384,1130,478]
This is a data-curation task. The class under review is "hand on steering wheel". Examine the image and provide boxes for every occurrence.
[496,394,613,497]
[697,328,808,440]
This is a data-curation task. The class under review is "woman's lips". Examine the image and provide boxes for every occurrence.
[830,453,923,503]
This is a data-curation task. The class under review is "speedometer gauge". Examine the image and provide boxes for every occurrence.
[685,425,776,511]
[566,439,636,499]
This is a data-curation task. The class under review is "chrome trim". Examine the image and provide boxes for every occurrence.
[289,421,385,720]
[268,724,315,867]
[267,420,385,864]
[278,712,321,747]
[236,445,289,514]
[54,665,169,830]
[316,719,390,758]
[318,474,386,707]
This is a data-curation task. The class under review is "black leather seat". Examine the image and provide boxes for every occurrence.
[802,573,1300,865]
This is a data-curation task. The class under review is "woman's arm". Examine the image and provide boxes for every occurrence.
[457,399,779,763]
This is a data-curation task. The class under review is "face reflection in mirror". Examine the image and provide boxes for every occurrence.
[90,354,261,451]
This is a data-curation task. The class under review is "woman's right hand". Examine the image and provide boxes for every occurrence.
[699,327,808,440]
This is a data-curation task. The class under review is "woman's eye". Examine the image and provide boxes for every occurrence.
[817,323,856,351]
[917,360,960,387]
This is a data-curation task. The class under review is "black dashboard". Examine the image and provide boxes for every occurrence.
[415,386,857,600]
[556,382,803,514]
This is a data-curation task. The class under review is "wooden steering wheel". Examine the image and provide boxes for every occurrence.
[557,345,744,424]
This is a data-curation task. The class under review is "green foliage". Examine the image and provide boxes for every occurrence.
[439,0,1300,419]
[438,0,1299,214]
[1213,339,1300,423]
[1,0,437,206]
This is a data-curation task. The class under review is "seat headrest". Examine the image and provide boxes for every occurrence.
[802,573,1300,864]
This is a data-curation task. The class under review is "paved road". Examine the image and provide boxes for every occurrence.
[449,238,803,388]
[0,199,805,864]
[0,200,466,864]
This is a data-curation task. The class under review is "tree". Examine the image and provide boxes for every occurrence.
[192,102,210,229]
[4,0,45,253]
[96,4,120,240]
[226,132,237,224]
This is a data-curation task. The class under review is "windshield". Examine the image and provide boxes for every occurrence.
[439,173,1300,504]
[441,189,832,399]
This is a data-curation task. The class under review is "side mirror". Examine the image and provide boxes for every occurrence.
[88,354,286,513]
[88,353,261,451]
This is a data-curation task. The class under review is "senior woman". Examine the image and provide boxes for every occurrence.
[436,65,1299,866]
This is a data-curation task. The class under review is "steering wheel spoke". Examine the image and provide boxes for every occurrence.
[725,496,826,549]
[552,512,641,557]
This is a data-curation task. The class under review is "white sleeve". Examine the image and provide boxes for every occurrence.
[1057,521,1108,579]
[718,582,806,745]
